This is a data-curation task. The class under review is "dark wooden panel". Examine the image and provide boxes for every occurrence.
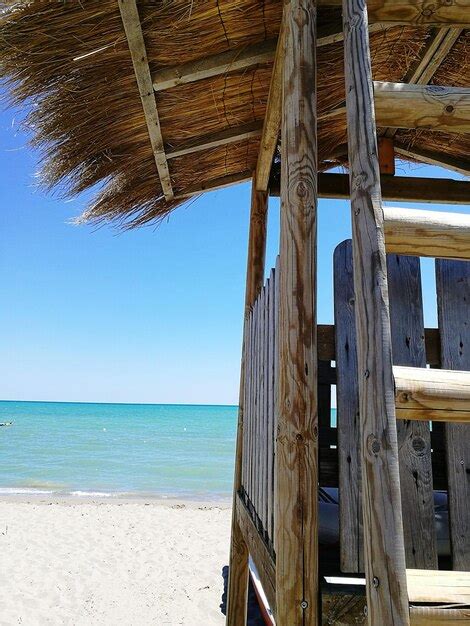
[387,253,437,569]
[334,240,362,573]
[436,259,470,571]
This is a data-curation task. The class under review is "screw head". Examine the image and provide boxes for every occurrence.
[373,576,380,588]
[300,600,308,610]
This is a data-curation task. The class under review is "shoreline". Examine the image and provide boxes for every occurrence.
[0,492,232,508]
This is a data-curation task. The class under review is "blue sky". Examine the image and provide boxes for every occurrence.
[1,101,468,404]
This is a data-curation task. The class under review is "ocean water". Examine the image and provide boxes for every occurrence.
[0,401,238,500]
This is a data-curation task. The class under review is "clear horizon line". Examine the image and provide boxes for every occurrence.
[0,398,239,408]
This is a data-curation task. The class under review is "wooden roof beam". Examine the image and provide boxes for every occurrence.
[118,0,173,201]
[166,121,263,160]
[270,173,470,203]
[383,27,463,139]
[153,22,388,93]
[319,0,470,26]
[384,206,470,260]
[374,82,470,133]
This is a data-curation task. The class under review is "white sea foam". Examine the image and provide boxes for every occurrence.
[70,491,115,498]
[0,487,55,495]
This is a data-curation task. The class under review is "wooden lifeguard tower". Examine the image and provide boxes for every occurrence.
[1,1,469,623]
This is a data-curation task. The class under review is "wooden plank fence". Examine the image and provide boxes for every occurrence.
[241,267,278,552]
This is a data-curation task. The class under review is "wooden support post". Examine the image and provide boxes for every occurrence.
[226,177,268,626]
[342,1,410,624]
[276,1,318,624]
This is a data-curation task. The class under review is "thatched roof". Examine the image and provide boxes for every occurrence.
[1,1,469,228]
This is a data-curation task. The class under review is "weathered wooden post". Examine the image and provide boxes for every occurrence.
[276,0,319,624]
[226,177,268,625]
[342,0,409,623]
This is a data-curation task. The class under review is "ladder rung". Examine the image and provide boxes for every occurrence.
[374,82,470,134]
[407,569,470,605]
[384,207,470,260]
[394,366,470,422]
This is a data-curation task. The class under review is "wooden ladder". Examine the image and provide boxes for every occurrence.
[343,1,470,624]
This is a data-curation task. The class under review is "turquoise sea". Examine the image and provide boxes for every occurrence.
[0,401,238,500]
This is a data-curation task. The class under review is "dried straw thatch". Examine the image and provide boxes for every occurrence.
[0,1,468,228]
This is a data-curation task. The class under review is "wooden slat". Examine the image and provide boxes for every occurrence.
[387,255,437,569]
[436,259,470,570]
[334,240,362,573]
[317,324,440,365]
[264,282,270,535]
[241,315,250,494]
[235,494,276,615]
[394,366,470,421]
[410,606,470,624]
[276,0,318,623]
[226,178,268,625]
[273,256,280,553]
[374,82,470,133]
[266,271,275,545]
[118,0,173,201]
[167,122,263,160]
[407,28,462,86]
[407,569,470,604]
[385,207,470,261]
[343,0,410,622]
[259,286,266,533]
[253,296,260,517]
[270,173,470,204]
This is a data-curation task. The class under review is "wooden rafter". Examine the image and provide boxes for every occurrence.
[118,0,173,201]
[166,122,263,160]
[254,22,387,192]
[384,27,463,139]
[270,173,470,203]
[153,21,386,94]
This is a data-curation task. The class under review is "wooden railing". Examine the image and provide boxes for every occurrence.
[240,265,278,552]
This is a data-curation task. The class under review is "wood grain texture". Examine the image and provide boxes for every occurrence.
[407,568,470,603]
[269,173,470,204]
[267,270,275,544]
[276,0,318,623]
[235,494,276,615]
[226,179,268,626]
[334,240,363,573]
[117,0,173,201]
[342,0,410,623]
[374,82,470,133]
[153,39,277,91]
[385,207,470,260]
[321,0,470,25]
[394,365,470,421]
[436,259,470,570]
[387,255,437,569]
[383,27,462,140]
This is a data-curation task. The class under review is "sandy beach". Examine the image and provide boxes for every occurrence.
[0,498,233,626]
